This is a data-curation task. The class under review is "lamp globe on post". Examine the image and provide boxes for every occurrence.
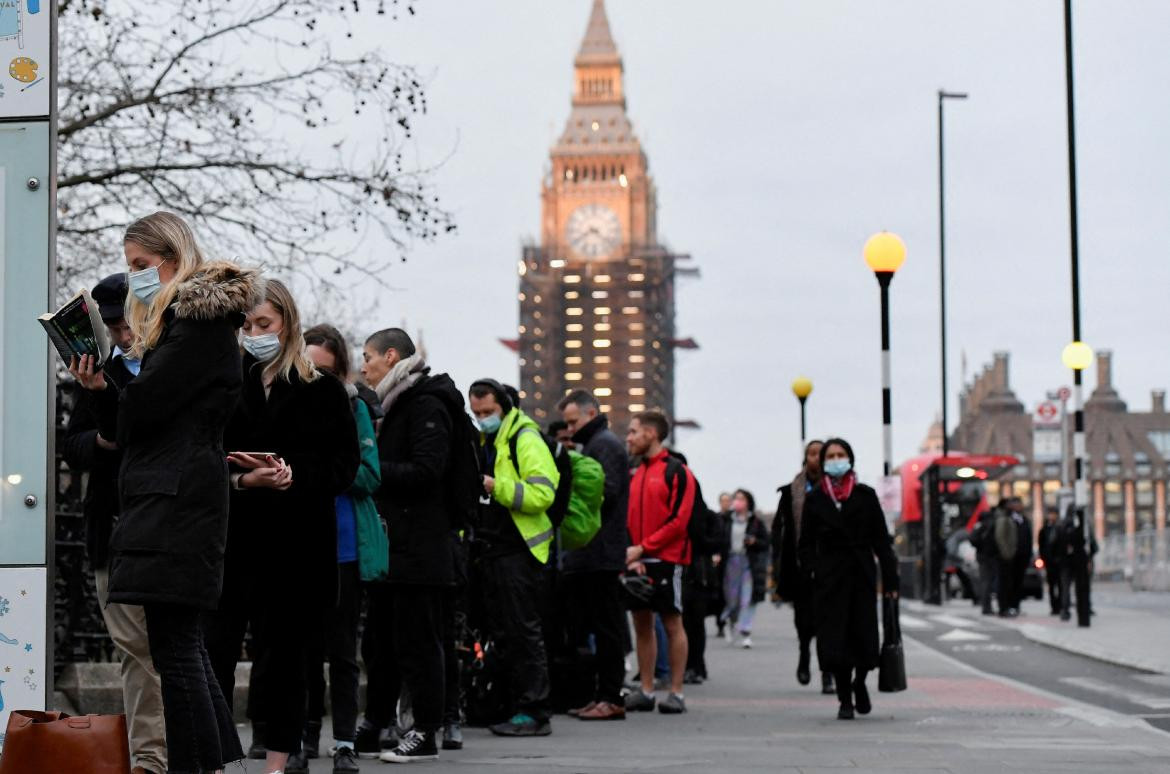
[864,231,906,477]
[792,376,813,446]
[1062,341,1093,371]
[1062,339,1093,627]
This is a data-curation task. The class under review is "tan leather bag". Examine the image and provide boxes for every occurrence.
[0,711,130,774]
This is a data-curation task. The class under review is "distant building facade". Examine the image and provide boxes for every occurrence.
[950,351,1170,542]
[510,0,695,428]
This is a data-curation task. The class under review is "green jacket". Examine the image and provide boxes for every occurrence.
[350,397,387,581]
[487,407,559,564]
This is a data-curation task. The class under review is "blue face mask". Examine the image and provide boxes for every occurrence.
[242,333,282,363]
[824,458,852,478]
[128,265,163,303]
[478,413,502,435]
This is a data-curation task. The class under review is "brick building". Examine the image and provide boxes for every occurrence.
[949,351,1170,542]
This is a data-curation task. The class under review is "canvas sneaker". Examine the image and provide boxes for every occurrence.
[380,729,439,764]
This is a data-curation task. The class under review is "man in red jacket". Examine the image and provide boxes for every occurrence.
[623,411,695,715]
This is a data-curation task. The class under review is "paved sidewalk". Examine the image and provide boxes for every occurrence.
[917,582,1170,675]
[276,600,1170,773]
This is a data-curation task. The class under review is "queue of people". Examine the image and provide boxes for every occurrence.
[970,497,1096,625]
[64,211,908,773]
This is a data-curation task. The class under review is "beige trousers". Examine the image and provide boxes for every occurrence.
[94,567,167,774]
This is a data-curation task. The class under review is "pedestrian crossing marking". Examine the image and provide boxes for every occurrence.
[937,628,991,642]
[930,613,980,629]
[900,613,932,631]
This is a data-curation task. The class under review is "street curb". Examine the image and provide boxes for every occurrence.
[1015,623,1170,676]
[901,634,1161,735]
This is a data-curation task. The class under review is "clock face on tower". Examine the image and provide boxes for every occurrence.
[566,203,621,259]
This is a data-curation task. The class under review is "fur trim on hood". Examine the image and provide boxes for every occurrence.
[173,261,265,321]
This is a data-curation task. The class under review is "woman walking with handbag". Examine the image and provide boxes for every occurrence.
[798,438,899,720]
[70,211,262,773]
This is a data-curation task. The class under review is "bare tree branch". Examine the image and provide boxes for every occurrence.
[57,0,454,326]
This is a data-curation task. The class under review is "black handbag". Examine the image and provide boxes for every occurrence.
[878,596,907,692]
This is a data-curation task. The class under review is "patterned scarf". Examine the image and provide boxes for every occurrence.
[821,470,857,509]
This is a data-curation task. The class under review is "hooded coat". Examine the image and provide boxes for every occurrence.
[94,262,263,609]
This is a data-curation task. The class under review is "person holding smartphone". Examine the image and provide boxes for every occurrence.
[69,211,262,774]
[201,279,359,774]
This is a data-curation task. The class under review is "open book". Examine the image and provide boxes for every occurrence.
[38,289,112,368]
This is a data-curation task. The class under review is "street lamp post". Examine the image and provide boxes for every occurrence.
[792,377,813,449]
[1063,341,1093,626]
[864,232,907,477]
[1063,0,1091,627]
[938,89,968,457]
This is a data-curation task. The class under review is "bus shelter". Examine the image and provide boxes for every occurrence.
[918,455,1019,605]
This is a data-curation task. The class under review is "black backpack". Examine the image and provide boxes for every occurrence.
[662,455,716,552]
[969,516,992,553]
[508,431,573,528]
[430,390,482,532]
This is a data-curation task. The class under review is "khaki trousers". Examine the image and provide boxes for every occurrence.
[95,567,167,774]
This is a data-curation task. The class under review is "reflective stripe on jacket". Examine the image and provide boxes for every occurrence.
[489,407,559,563]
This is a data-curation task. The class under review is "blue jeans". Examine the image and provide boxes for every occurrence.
[721,554,758,635]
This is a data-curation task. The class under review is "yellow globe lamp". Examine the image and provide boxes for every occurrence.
[791,377,813,401]
[863,231,907,274]
[1062,341,1093,371]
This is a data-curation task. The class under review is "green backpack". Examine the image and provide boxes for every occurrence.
[507,432,604,551]
[560,450,604,550]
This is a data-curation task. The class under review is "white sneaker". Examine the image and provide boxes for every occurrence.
[723,627,734,644]
[740,636,753,649]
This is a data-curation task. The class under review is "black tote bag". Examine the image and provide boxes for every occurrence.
[878,596,907,692]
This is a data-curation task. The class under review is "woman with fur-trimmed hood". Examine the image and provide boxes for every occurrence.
[72,211,262,774]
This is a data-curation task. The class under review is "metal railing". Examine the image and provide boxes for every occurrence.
[1097,528,1170,591]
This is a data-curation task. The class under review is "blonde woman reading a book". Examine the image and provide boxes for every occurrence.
[70,211,262,774]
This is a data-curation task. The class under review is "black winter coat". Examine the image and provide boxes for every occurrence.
[223,356,359,607]
[772,483,799,600]
[93,262,263,609]
[61,357,135,570]
[798,483,899,672]
[375,373,464,586]
[719,512,770,604]
[1038,523,1066,566]
[563,414,630,574]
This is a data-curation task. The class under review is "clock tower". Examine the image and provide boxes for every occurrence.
[515,0,691,432]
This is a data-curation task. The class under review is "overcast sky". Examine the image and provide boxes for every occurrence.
[344,0,1170,504]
